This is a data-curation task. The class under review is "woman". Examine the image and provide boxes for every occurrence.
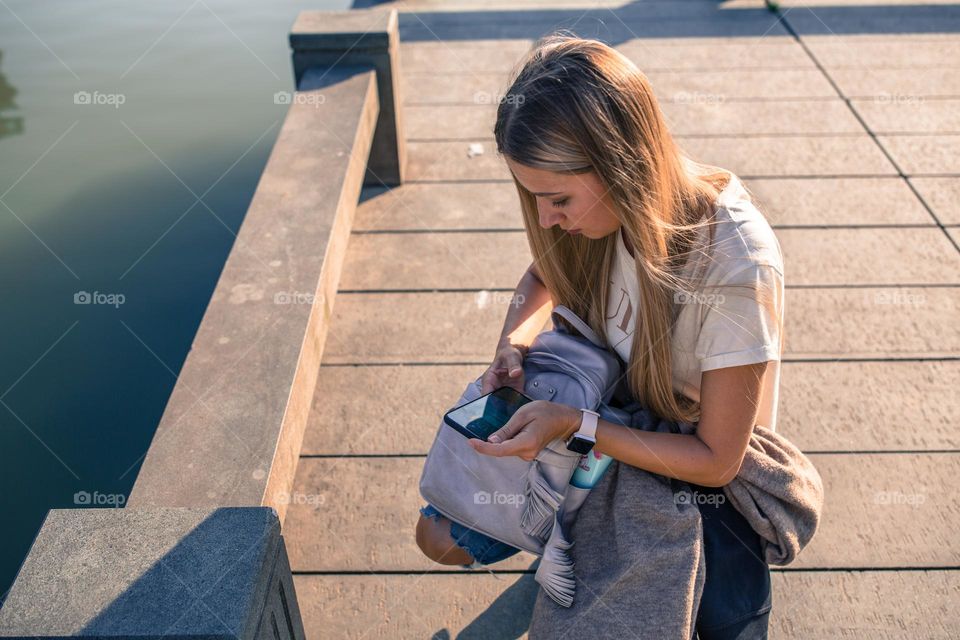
[416,33,783,639]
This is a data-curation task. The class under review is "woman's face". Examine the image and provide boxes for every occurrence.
[506,158,621,240]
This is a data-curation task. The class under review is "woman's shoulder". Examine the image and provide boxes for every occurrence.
[705,174,784,281]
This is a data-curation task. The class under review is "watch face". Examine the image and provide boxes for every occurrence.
[566,436,595,455]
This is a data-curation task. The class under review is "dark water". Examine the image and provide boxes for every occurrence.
[0,0,349,601]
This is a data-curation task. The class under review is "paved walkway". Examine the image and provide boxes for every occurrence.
[284,0,960,636]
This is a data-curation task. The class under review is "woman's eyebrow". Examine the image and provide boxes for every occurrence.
[531,191,564,196]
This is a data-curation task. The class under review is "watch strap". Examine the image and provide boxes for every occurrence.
[572,408,600,441]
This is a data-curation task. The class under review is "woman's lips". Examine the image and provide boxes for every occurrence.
[567,228,582,235]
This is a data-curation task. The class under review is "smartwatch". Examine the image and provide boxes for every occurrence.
[566,408,600,455]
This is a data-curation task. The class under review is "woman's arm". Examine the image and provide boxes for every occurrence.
[591,361,768,487]
[495,263,554,352]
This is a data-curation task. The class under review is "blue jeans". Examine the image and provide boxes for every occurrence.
[420,504,522,569]
[689,482,772,639]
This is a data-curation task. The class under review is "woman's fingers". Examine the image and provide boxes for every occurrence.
[480,345,525,394]
[469,429,535,459]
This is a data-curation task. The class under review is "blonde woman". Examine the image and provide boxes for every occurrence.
[417,33,784,639]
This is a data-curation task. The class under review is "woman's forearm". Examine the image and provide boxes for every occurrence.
[496,267,554,351]
[592,418,724,487]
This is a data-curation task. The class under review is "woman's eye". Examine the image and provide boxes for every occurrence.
[551,198,569,208]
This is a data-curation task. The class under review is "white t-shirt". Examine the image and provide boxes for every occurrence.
[605,172,785,431]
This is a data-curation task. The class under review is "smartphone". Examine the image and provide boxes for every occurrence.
[444,386,534,442]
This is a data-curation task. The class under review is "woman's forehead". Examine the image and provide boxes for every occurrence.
[507,158,593,193]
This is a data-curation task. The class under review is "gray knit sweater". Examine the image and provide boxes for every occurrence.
[527,400,824,639]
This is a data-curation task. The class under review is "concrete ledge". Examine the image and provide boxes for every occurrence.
[127,65,380,524]
[0,507,304,639]
[291,9,405,186]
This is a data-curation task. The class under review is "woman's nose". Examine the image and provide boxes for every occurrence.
[538,208,564,229]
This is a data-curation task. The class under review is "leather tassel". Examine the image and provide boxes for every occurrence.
[534,512,577,608]
[520,462,563,540]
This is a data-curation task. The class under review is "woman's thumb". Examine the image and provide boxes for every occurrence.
[507,356,523,377]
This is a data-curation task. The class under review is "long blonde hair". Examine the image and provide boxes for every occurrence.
[494,33,773,423]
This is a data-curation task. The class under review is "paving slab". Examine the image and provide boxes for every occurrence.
[911,177,960,225]
[775,3,960,36]
[879,134,960,175]
[399,39,535,73]
[406,135,897,181]
[402,69,839,105]
[777,360,960,452]
[319,288,959,364]
[402,72,514,106]
[852,98,960,134]
[355,183,522,230]
[782,286,959,359]
[747,176,934,225]
[292,570,959,639]
[647,68,839,100]
[830,68,960,99]
[338,228,959,289]
[284,453,960,572]
[677,134,898,177]
[399,15,792,43]
[803,35,960,68]
[616,37,816,70]
[357,177,935,229]
[727,0,959,6]
[300,360,960,455]
[404,99,865,139]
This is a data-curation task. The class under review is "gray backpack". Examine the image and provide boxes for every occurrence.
[419,305,622,607]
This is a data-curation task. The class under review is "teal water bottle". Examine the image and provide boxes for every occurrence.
[570,450,614,488]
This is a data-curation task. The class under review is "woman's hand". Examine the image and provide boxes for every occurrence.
[469,400,582,461]
[480,342,528,395]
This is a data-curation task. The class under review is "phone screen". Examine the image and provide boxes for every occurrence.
[444,386,533,441]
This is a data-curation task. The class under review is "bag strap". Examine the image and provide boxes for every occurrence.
[551,304,605,349]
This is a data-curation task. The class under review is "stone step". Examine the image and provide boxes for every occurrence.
[285,453,960,572]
